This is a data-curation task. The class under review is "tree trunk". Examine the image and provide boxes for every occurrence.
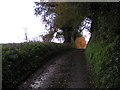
[63,30,72,43]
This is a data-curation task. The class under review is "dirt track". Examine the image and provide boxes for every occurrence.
[18,49,90,89]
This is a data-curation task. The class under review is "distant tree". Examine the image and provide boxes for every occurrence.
[41,31,55,42]
[75,36,87,49]
[23,27,28,42]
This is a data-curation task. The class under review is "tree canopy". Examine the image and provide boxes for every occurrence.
[34,2,89,43]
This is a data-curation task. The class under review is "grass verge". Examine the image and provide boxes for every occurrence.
[85,33,120,88]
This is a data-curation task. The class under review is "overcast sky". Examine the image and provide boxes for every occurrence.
[0,0,47,44]
[0,0,91,44]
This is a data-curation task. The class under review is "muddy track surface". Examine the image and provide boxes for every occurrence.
[18,49,90,89]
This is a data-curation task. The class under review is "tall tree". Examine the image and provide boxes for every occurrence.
[34,2,88,43]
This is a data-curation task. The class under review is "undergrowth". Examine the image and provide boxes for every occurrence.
[85,3,120,88]
[86,39,120,88]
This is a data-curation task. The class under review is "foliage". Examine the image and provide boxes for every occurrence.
[75,36,87,49]
[34,2,88,43]
[2,42,72,89]
[34,2,120,88]
[86,2,120,88]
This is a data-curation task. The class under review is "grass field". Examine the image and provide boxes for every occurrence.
[2,42,72,89]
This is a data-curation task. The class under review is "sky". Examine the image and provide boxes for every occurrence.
[0,0,47,44]
[0,0,91,44]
